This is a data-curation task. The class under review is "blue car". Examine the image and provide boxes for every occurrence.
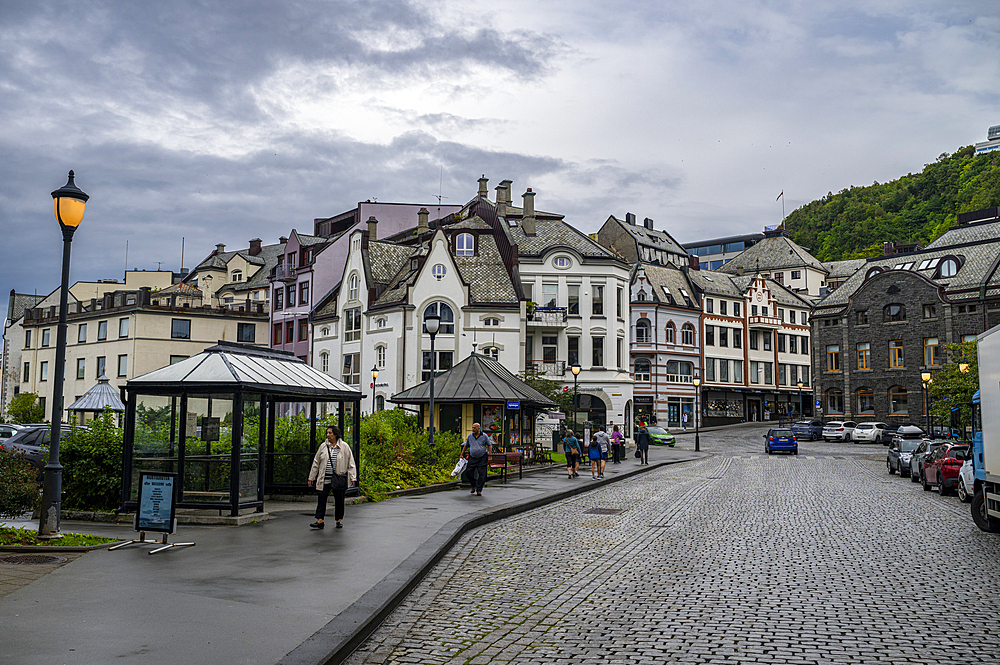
[790,420,822,441]
[764,428,798,455]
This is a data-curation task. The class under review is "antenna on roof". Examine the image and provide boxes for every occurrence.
[436,166,448,220]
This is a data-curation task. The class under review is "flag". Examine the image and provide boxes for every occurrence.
[776,191,783,201]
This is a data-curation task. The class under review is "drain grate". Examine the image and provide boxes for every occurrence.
[584,507,626,515]
[0,554,67,565]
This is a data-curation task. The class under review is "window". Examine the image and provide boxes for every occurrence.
[237,322,255,343]
[95,320,107,341]
[751,305,758,316]
[96,356,106,379]
[826,345,841,371]
[484,346,499,361]
[553,257,570,268]
[719,359,729,382]
[24,330,32,349]
[456,233,475,256]
[273,323,282,345]
[706,298,714,314]
[734,359,743,382]
[344,308,361,341]
[300,282,309,305]
[543,336,558,363]
[117,354,127,377]
[706,325,715,346]
[889,386,908,415]
[889,340,904,368]
[76,358,85,380]
[592,285,604,315]
[857,388,874,415]
[963,334,977,343]
[778,363,787,386]
[542,284,558,309]
[562,335,576,365]
[938,258,959,278]
[774,272,784,284]
[298,319,308,342]
[484,318,500,327]
[432,264,446,280]
[791,270,801,280]
[376,396,384,411]
[422,302,455,334]
[857,343,870,369]
[666,322,675,344]
[923,304,936,319]
[377,318,387,329]
[856,311,869,325]
[288,251,297,268]
[801,336,809,354]
[761,307,768,317]
[924,338,939,367]
[634,358,651,381]
[617,287,623,318]
[617,338,623,369]
[636,319,651,343]
[762,332,771,351]
[119,318,129,338]
[76,323,87,343]
[732,328,742,348]
[706,358,715,381]
[666,360,693,381]
[22,362,29,383]
[750,360,759,384]
[763,362,773,384]
[342,353,360,385]
[827,389,844,415]
[719,327,728,347]
[733,302,740,317]
[275,289,283,310]
[42,329,51,347]
[749,331,759,350]
[789,310,796,324]
[801,312,807,325]
[884,304,906,322]
[568,285,580,315]
[681,324,694,345]
[320,352,329,374]
[777,334,785,353]
[349,274,359,300]
[286,285,295,305]
[789,335,796,353]
[169,355,187,365]
[231,270,242,282]
[592,336,604,367]
[171,319,191,339]
[40,361,49,382]
[286,321,294,344]
[376,345,386,368]
[421,351,453,381]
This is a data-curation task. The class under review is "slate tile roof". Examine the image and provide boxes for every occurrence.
[611,216,687,256]
[391,352,556,407]
[687,270,745,298]
[508,217,617,259]
[717,234,826,275]
[636,263,701,309]
[8,293,45,322]
[822,259,867,280]
[730,276,812,308]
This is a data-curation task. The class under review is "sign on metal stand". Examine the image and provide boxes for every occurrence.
[110,471,195,555]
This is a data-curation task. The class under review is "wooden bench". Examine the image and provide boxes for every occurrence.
[488,452,522,483]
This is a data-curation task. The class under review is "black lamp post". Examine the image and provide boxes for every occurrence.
[571,362,582,434]
[370,364,379,413]
[425,313,441,447]
[921,371,932,434]
[39,171,89,538]
[797,380,804,419]
[692,375,701,452]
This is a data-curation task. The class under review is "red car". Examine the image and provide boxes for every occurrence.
[922,443,971,495]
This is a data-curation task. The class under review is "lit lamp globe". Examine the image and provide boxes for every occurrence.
[51,170,89,233]
[692,377,701,387]
[371,365,379,381]
[571,363,582,376]
[921,371,932,385]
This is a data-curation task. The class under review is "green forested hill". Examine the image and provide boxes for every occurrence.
[785,145,1000,262]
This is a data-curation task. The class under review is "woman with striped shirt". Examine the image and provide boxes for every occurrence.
[307,425,358,529]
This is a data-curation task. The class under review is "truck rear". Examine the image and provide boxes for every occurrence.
[973,325,1000,532]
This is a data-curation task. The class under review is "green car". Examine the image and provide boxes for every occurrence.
[647,426,675,447]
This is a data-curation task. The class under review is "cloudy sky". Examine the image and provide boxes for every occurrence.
[2,0,999,327]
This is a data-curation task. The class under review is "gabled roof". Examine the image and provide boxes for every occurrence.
[7,293,45,323]
[717,233,826,275]
[609,215,687,257]
[508,216,618,260]
[730,275,813,308]
[391,353,557,408]
[687,270,745,298]
[67,374,126,413]
[634,263,700,309]
[822,259,867,280]
[156,282,202,296]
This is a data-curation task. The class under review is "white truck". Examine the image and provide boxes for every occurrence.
[972,325,1000,532]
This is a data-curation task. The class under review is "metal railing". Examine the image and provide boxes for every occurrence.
[527,307,568,325]
[527,360,566,376]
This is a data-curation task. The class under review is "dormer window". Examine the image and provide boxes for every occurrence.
[349,274,359,301]
[231,270,242,282]
[432,264,446,280]
[938,257,959,278]
[553,257,570,268]
[456,233,475,257]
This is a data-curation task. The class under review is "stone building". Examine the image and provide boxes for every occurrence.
[811,207,1000,426]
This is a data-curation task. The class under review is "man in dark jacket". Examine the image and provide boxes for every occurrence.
[635,427,652,465]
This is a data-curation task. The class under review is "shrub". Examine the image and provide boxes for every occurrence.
[60,409,123,511]
[7,392,45,424]
[0,450,40,519]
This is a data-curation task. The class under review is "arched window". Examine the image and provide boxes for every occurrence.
[636,290,647,301]
[666,322,676,344]
[456,233,475,257]
[375,395,385,411]
[856,387,874,415]
[553,257,570,268]
[883,303,906,322]
[376,345,386,368]
[349,274,359,300]
[231,270,243,282]
[423,302,455,334]
[634,358,651,382]
[432,264,446,280]
[889,386,908,415]
[865,267,883,280]
[320,326,330,336]
[484,318,500,327]
[376,318,386,328]
[681,323,695,346]
[826,388,844,415]
[938,257,959,278]
[636,319,651,343]
[320,351,329,374]
[485,346,499,360]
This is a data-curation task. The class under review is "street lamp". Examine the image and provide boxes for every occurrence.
[39,171,89,538]
[571,362,582,434]
[370,364,379,414]
[797,380,804,420]
[692,375,701,452]
[921,371,932,434]
[425,313,441,447]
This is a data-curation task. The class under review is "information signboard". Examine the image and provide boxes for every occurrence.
[136,472,177,533]
[506,400,520,410]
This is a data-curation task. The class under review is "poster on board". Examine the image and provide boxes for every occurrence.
[481,404,503,432]
[136,472,177,533]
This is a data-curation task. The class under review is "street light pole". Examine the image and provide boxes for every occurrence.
[692,375,701,452]
[797,380,804,420]
[39,171,89,538]
[425,314,441,448]
[571,363,582,434]
[370,364,379,414]
[921,371,932,434]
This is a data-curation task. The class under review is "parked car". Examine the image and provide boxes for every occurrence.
[922,443,971,495]
[887,438,921,475]
[764,428,798,455]
[646,426,675,447]
[1,425,49,475]
[958,458,975,503]
[852,422,889,444]
[907,439,950,482]
[791,420,823,441]
[890,424,926,447]
[822,420,857,442]
[0,423,23,439]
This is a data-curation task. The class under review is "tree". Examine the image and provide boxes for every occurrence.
[0,450,40,519]
[927,341,978,431]
[6,392,45,424]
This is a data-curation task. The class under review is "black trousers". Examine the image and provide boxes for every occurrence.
[639,448,649,464]
[612,445,621,464]
[316,483,346,521]
[468,454,489,492]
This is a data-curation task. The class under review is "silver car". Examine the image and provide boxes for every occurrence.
[957,458,975,503]
[823,420,857,442]
[907,439,949,482]
[887,438,920,476]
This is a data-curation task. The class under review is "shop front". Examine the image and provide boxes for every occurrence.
[634,395,655,426]
[704,390,746,427]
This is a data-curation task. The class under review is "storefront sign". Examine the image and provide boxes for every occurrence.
[136,472,176,533]
[506,400,520,410]
[634,396,654,404]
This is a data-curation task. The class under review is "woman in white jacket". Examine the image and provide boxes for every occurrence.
[307,425,358,529]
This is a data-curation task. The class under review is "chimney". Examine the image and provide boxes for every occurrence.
[417,208,429,234]
[478,176,489,198]
[521,188,536,236]
[499,179,513,205]
[883,241,894,257]
[367,216,378,240]
[643,217,653,230]
[248,238,262,256]
[279,236,288,244]
[495,184,508,218]
[625,212,637,225]
[215,243,226,255]
[687,255,700,270]
[736,266,745,276]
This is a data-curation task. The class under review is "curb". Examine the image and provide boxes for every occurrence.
[277,454,706,665]
[0,541,125,553]
[382,462,563,499]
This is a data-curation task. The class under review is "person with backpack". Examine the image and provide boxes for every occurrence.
[562,429,582,478]
[635,426,652,465]
[587,432,603,479]
[594,426,611,478]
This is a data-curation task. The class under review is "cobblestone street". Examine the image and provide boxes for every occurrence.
[347,425,1000,664]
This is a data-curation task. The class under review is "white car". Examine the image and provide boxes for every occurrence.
[852,422,889,444]
[957,458,975,503]
[822,420,857,442]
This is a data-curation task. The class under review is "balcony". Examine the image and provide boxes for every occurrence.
[275,265,297,282]
[526,360,566,377]
[747,315,782,329]
[665,374,693,383]
[527,306,568,328]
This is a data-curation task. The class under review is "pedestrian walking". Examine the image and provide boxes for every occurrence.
[610,425,624,464]
[595,426,610,478]
[682,412,688,431]
[635,426,651,465]
[562,429,582,478]
[307,425,358,529]
[462,422,492,496]
[587,434,602,479]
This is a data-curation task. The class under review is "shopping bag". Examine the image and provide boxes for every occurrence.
[450,457,469,477]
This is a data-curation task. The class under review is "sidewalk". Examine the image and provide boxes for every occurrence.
[1,446,707,665]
